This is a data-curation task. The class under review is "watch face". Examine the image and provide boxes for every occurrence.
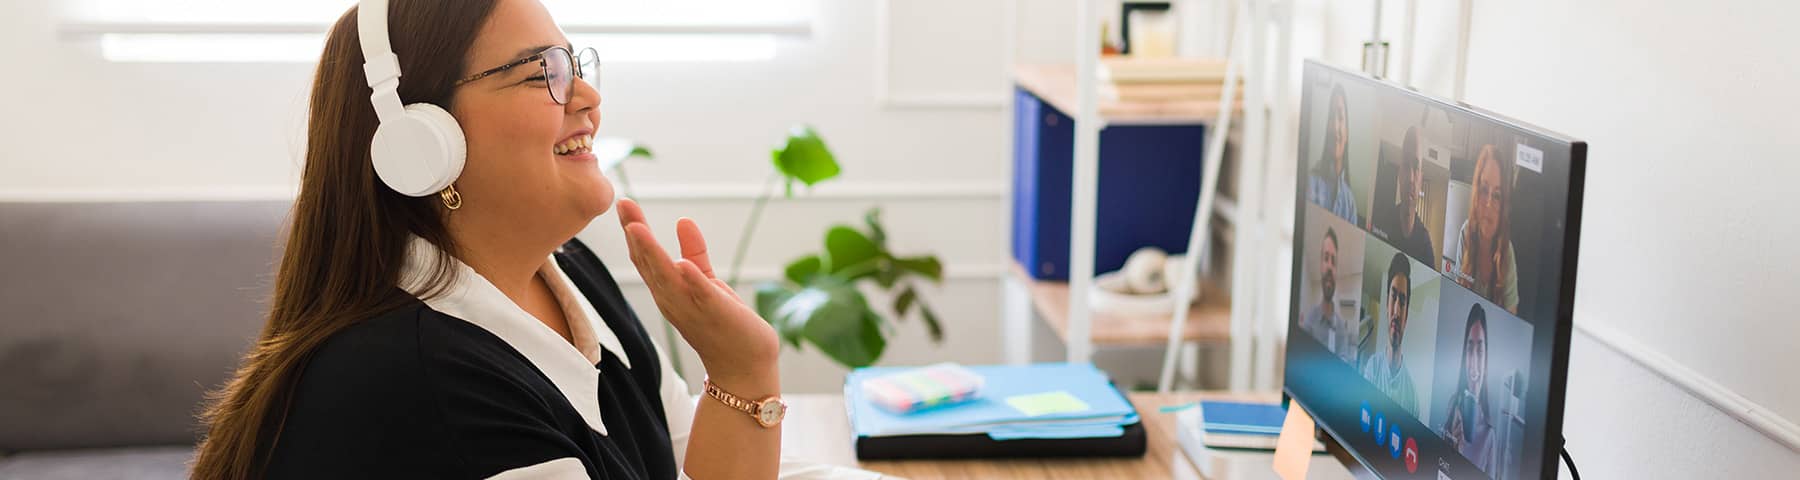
[757,399,786,427]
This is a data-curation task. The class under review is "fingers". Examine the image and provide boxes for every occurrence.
[617,199,741,316]
[622,223,672,290]
[675,217,716,278]
[674,258,715,304]
[618,198,675,287]
[617,197,648,229]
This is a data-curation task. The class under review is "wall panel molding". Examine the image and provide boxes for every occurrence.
[1575,312,1800,452]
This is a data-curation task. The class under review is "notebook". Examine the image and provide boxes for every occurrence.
[1168,401,1327,452]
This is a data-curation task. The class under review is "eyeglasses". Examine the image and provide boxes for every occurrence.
[455,46,599,105]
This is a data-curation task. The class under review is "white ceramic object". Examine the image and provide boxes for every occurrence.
[1090,271,1198,316]
[1121,247,1170,294]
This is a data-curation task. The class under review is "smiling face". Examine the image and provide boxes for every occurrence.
[1465,319,1488,393]
[447,0,611,240]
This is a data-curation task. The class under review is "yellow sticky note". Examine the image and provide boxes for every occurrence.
[1005,391,1091,417]
[1272,404,1316,480]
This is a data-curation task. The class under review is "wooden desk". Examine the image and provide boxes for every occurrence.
[781,392,1354,479]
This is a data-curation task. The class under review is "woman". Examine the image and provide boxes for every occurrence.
[1308,84,1360,224]
[191,1,875,478]
[1452,144,1519,313]
[1442,304,1496,473]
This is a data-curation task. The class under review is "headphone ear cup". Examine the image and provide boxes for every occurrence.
[370,103,467,197]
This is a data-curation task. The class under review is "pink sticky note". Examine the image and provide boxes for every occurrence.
[1272,404,1316,480]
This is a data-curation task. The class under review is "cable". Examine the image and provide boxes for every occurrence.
[1560,444,1581,480]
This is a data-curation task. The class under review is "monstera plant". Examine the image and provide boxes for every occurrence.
[727,126,946,369]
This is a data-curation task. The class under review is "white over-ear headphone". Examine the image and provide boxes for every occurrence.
[358,0,466,197]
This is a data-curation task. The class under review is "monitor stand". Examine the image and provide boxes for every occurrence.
[1171,405,1372,479]
[1318,425,1380,480]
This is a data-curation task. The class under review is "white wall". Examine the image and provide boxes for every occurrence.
[1460,0,1800,475]
[1461,0,1800,427]
[0,0,1021,395]
[1299,0,1800,476]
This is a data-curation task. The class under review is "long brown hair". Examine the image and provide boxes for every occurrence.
[1460,143,1513,299]
[192,1,497,478]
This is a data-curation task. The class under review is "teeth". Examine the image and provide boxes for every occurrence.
[555,136,592,155]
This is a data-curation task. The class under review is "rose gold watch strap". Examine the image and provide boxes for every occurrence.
[702,377,761,416]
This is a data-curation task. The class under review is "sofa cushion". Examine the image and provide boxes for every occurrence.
[0,446,192,479]
[0,200,288,450]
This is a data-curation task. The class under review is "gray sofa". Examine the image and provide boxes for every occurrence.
[0,200,290,479]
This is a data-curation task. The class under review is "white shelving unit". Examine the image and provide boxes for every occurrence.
[1001,0,1294,393]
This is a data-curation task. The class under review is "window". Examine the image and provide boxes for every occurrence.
[60,0,813,63]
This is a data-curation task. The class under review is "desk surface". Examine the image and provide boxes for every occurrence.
[781,392,1355,479]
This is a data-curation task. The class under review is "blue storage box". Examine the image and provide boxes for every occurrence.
[1010,86,1207,280]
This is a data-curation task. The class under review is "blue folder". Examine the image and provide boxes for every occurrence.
[845,363,1148,460]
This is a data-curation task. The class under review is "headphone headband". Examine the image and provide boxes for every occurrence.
[358,0,404,123]
[354,0,468,198]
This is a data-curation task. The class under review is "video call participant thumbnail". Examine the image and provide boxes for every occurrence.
[1308,84,1361,225]
[1372,127,1436,265]
[1300,226,1358,364]
[1447,144,1519,314]
[1361,252,1420,416]
[1442,303,1497,474]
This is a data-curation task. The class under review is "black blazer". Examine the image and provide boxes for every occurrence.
[265,239,677,479]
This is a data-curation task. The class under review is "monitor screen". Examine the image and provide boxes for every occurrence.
[1284,60,1585,480]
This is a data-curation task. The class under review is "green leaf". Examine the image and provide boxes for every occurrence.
[804,308,887,369]
[823,226,880,277]
[776,150,796,198]
[892,285,917,318]
[892,255,944,284]
[863,208,887,248]
[914,294,944,343]
[628,146,654,159]
[784,255,823,285]
[770,125,840,189]
[873,257,901,289]
[753,283,804,348]
[761,276,886,368]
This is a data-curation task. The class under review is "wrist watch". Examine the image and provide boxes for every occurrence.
[703,377,786,428]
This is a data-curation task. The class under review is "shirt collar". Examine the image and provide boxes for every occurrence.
[398,236,631,435]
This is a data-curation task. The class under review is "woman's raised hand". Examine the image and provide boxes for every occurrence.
[615,198,779,390]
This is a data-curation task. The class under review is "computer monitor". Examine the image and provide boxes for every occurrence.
[1284,60,1585,479]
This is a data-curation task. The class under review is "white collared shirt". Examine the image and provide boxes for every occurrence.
[400,237,879,480]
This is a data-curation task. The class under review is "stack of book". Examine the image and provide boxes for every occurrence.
[845,363,1147,460]
[1098,57,1240,103]
[1172,400,1327,477]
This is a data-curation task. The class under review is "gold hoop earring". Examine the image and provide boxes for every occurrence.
[439,184,463,211]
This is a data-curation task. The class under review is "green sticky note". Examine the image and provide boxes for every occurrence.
[1005,391,1091,417]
